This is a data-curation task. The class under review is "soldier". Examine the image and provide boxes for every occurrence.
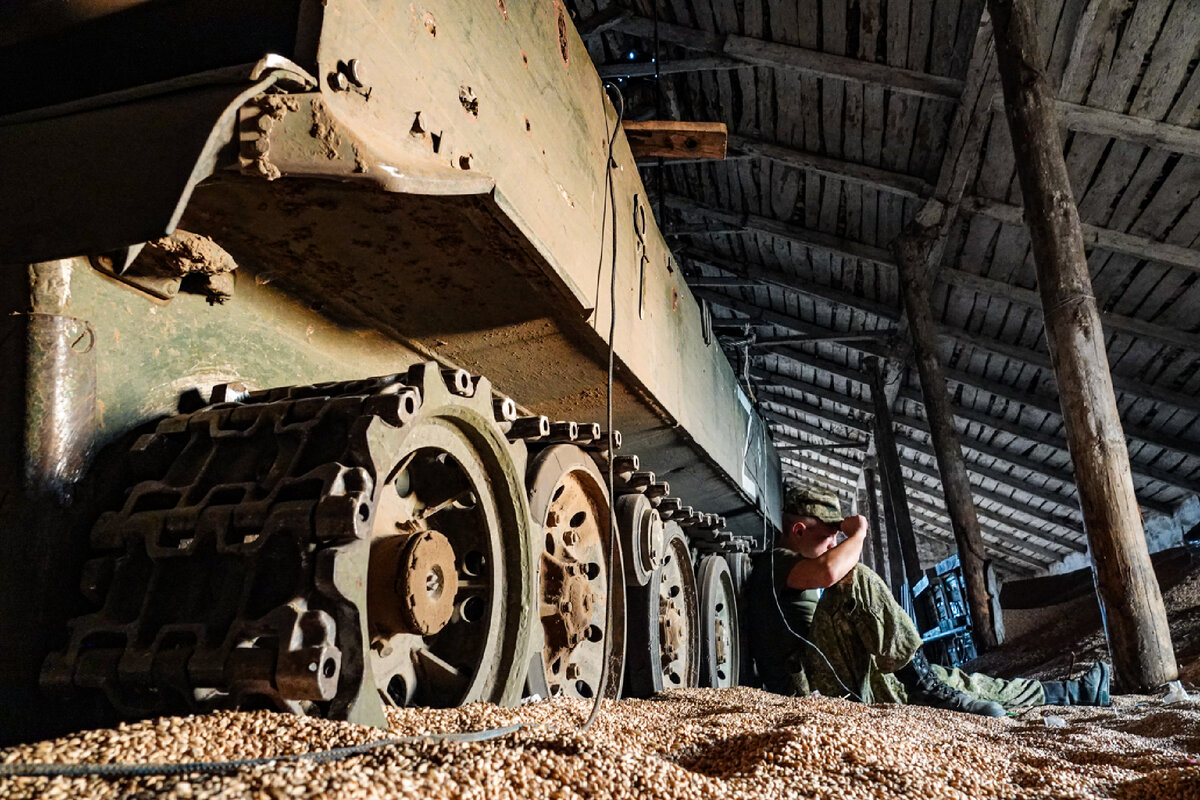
[747,484,1110,716]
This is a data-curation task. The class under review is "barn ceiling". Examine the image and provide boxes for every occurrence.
[567,0,1200,576]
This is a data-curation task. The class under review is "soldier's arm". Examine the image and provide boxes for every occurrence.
[785,516,868,589]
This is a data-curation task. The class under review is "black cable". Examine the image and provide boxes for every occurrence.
[582,80,625,733]
[767,539,864,703]
[0,725,529,779]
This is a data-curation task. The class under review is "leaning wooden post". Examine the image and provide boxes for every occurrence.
[987,0,1177,690]
[863,465,888,580]
[875,462,909,601]
[855,487,877,572]
[893,214,1001,649]
[865,357,923,590]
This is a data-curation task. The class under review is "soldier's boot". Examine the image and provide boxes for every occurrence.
[895,651,1006,717]
[1041,662,1111,706]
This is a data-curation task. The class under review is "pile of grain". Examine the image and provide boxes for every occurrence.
[3,688,1199,799]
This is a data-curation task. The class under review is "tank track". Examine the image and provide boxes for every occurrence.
[43,365,754,722]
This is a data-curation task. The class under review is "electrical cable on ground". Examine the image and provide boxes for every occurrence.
[767,538,864,703]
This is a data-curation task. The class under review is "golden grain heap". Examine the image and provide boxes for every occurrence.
[3,688,1198,800]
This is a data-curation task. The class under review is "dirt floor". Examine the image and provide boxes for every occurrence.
[4,560,1200,799]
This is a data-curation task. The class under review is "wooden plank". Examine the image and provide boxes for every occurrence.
[607,13,965,100]
[684,235,1200,419]
[895,447,1086,542]
[727,133,934,197]
[782,448,1051,572]
[988,0,1178,692]
[598,56,744,78]
[940,267,1200,354]
[911,520,1041,574]
[907,501,1056,567]
[622,120,728,160]
[962,195,1200,275]
[576,6,633,37]
[706,280,1200,467]
[664,192,896,265]
[1057,102,1200,159]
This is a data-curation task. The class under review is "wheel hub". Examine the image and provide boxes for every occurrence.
[397,530,459,635]
[659,596,685,664]
[542,554,596,655]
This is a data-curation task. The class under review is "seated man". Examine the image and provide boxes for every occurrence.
[747,485,1110,716]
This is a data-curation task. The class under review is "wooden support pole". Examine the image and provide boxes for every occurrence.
[893,209,1001,650]
[988,0,1177,691]
[863,466,887,584]
[865,357,922,590]
[855,487,876,573]
[875,456,908,601]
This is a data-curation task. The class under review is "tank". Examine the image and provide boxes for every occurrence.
[0,0,780,734]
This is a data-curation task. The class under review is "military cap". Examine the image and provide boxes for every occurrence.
[782,484,843,524]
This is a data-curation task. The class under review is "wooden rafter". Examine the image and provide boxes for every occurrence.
[681,132,1200,276]
[789,446,1070,564]
[754,370,1177,516]
[702,286,1200,470]
[770,415,1084,554]
[603,14,963,100]
[687,245,1200,415]
[672,193,1200,355]
[778,453,1055,569]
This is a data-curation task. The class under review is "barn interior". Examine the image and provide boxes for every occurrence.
[0,0,1198,797]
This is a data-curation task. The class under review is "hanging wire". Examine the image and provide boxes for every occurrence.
[581,79,625,733]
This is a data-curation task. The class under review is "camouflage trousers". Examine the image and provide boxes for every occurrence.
[794,565,1044,709]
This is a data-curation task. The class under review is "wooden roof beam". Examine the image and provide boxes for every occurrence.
[771,422,1086,545]
[576,6,633,37]
[909,506,1053,570]
[940,267,1200,357]
[692,243,1199,414]
[992,97,1200,160]
[780,452,1058,568]
[705,286,1200,467]
[764,394,1093,548]
[755,370,1176,516]
[598,56,743,79]
[683,130,1200,276]
[759,393,1088,516]
[604,15,964,101]
[963,196,1200,276]
[672,193,1200,355]
[900,475,1079,558]
[911,524,1039,577]
[726,135,934,199]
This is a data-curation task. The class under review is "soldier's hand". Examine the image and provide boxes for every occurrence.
[840,514,868,538]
